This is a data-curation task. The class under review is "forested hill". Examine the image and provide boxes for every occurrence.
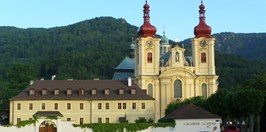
[181,32,266,59]
[0,16,266,89]
[0,17,138,80]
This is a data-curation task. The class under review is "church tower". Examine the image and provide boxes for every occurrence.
[192,0,218,97]
[135,0,160,119]
[192,0,216,76]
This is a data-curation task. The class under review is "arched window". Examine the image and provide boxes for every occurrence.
[202,83,208,98]
[201,52,206,63]
[174,80,182,98]
[147,52,152,63]
[148,84,153,97]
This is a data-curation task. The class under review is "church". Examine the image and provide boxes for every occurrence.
[9,0,218,125]
[114,0,218,120]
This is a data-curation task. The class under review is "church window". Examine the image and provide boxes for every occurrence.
[174,80,182,98]
[148,84,153,97]
[175,52,180,62]
[202,83,208,98]
[147,52,152,63]
[201,52,206,63]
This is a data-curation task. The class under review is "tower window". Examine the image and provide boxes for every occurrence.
[148,84,153,97]
[201,52,206,63]
[202,83,208,98]
[174,80,182,98]
[147,52,152,63]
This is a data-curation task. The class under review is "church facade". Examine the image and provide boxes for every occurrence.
[134,0,218,120]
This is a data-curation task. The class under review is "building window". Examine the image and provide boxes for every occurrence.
[106,118,109,123]
[67,118,71,121]
[92,89,97,95]
[175,52,180,62]
[29,89,35,95]
[67,103,71,110]
[98,118,102,123]
[174,80,182,98]
[79,88,84,95]
[17,103,21,110]
[141,103,145,109]
[17,118,21,124]
[201,52,206,63]
[118,103,122,109]
[123,103,126,109]
[29,103,33,110]
[148,84,153,97]
[67,89,72,95]
[119,89,124,95]
[131,88,136,95]
[42,103,45,110]
[42,89,47,96]
[54,103,58,110]
[132,103,136,109]
[202,83,208,98]
[54,89,60,95]
[105,89,110,95]
[29,118,33,121]
[80,118,83,125]
[147,52,152,63]
[98,103,102,110]
[80,103,84,110]
[106,103,109,110]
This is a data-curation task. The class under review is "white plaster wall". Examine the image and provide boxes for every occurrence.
[175,119,221,132]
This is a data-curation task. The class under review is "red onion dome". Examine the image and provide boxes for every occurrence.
[137,0,157,38]
[194,1,212,38]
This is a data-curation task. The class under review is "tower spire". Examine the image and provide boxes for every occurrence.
[194,0,212,38]
[137,0,157,38]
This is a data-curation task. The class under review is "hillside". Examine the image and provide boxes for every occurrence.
[181,32,266,59]
[0,17,138,80]
[0,17,265,88]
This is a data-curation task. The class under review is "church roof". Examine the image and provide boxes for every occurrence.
[10,80,154,101]
[164,103,220,119]
[114,56,135,70]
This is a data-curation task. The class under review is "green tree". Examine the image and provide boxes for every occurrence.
[206,89,230,125]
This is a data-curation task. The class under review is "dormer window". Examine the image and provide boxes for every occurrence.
[131,88,136,95]
[104,89,110,95]
[54,89,60,95]
[29,89,35,95]
[42,89,47,96]
[92,89,97,95]
[67,89,72,95]
[119,89,124,95]
[79,88,84,95]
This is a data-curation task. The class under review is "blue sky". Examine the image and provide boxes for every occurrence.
[0,0,265,41]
